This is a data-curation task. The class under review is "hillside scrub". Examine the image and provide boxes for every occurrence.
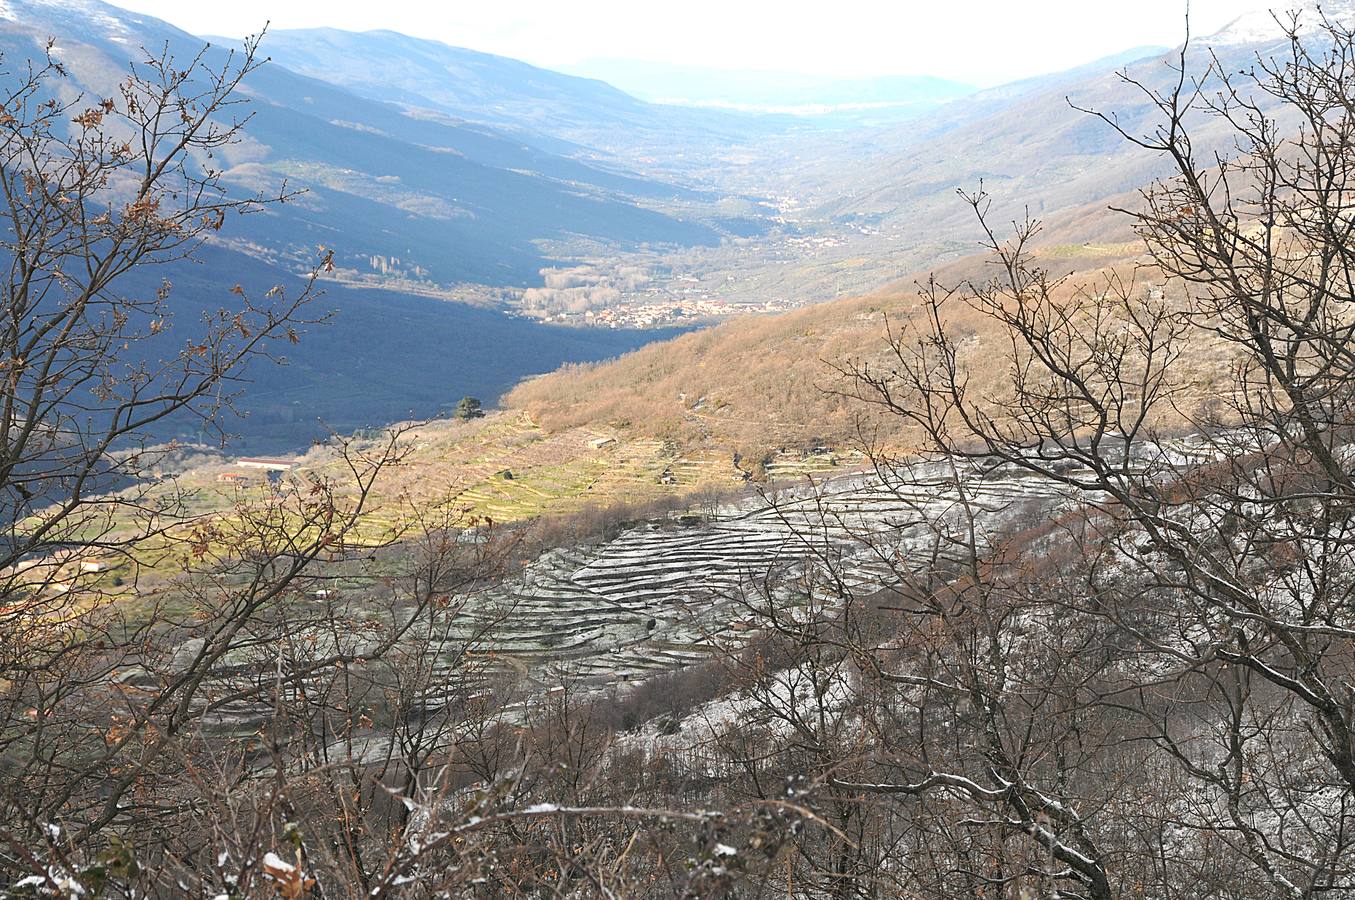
[484,12,1355,897]
[782,17,1355,895]
[505,221,1221,457]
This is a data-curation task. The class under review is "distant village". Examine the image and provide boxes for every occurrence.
[521,294,799,328]
[508,261,808,328]
[334,225,887,330]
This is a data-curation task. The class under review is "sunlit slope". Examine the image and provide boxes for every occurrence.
[506,199,1234,454]
[505,253,1094,444]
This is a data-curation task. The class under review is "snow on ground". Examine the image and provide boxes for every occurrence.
[1205,0,1355,46]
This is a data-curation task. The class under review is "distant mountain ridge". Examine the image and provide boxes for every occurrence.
[558,59,975,115]
[780,26,1319,272]
[237,28,657,150]
[1,0,744,286]
[247,27,790,171]
[1207,0,1355,45]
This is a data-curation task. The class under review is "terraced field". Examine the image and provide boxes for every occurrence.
[154,456,1077,735]
[109,421,1230,740]
[147,430,1237,741]
[460,460,1076,687]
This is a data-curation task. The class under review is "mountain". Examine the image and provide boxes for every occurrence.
[0,0,728,449]
[248,27,653,144]
[800,6,1350,232]
[2,0,748,286]
[700,25,1320,305]
[1207,0,1355,46]
[248,28,793,174]
[504,16,1333,456]
[3,0,1322,454]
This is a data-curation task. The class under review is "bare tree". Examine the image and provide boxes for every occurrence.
[824,11,1355,898]
[0,39,821,897]
[0,35,504,896]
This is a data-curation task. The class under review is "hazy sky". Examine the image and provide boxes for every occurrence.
[113,0,1253,86]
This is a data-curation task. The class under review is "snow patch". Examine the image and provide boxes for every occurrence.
[261,851,295,874]
[1204,1,1355,47]
[16,0,135,41]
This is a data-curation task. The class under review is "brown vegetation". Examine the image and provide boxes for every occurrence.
[506,203,1205,459]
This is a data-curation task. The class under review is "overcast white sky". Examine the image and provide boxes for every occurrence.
[113,0,1254,86]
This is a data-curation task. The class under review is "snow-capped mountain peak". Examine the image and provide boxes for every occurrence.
[1204,1,1355,47]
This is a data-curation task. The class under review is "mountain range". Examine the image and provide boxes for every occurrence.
[558,59,976,116]
[0,0,759,449]
[0,0,1319,453]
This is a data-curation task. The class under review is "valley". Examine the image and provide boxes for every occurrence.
[6,1,1355,896]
